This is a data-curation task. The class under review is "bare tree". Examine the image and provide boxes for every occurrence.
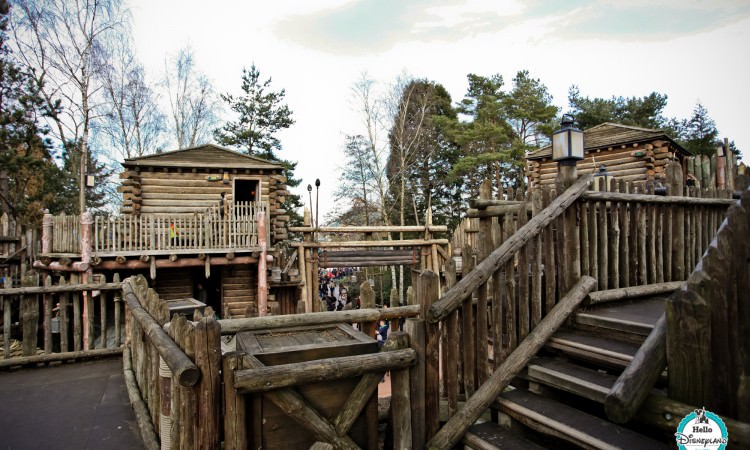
[162,47,219,149]
[11,0,125,214]
[98,36,165,159]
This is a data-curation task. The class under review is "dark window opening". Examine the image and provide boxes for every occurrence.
[235,179,259,203]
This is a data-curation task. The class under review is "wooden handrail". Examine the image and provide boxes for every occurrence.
[289,225,448,233]
[427,174,593,323]
[0,282,123,296]
[604,313,667,423]
[426,276,597,450]
[581,190,736,205]
[121,280,200,387]
[218,305,420,335]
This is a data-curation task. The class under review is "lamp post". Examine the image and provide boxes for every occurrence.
[552,114,584,190]
[315,178,320,230]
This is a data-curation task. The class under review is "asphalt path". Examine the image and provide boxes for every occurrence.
[0,357,144,450]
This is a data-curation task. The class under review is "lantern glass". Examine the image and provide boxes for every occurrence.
[552,116,584,161]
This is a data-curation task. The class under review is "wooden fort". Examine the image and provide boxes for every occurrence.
[3,123,750,449]
[34,144,295,319]
[527,122,693,189]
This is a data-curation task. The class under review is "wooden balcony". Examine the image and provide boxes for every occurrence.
[43,202,268,260]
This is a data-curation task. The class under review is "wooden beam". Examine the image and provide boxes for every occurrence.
[605,314,666,423]
[426,276,597,450]
[582,191,735,206]
[586,281,684,305]
[233,348,415,393]
[121,280,200,387]
[290,239,449,249]
[218,305,420,335]
[427,174,593,323]
[241,354,361,450]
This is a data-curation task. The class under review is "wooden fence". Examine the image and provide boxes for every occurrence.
[0,272,124,366]
[122,274,422,450]
[667,187,750,423]
[1,212,38,287]
[48,202,265,256]
[417,169,737,448]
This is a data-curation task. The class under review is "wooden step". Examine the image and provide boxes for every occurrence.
[573,297,666,337]
[493,388,669,449]
[464,421,546,450]
[526,357,617,403]
[546,330,640,369]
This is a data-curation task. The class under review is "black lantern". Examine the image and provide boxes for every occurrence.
[552,114,584,162]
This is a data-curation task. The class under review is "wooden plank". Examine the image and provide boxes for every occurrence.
[546,330,639,369]
[526,356,616,403]
[426,276,597,450]
[494,389,669,450]
[464,421,546,450]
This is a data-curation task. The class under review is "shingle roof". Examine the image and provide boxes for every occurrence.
[122,144,284,170]
[526,123,689,160]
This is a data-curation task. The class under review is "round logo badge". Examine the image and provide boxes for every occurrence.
[675,407,728,450]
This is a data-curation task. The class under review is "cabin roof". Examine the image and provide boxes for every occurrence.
[122,144,285,170]
[526,122,690,160]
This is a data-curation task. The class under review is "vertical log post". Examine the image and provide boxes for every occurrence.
[159,356,173,450]
[417,270,441,442]
[389,332,413,450]
[194,313,222,450]
[257,210,268,317]
[81,212,93,349]
[668,162,685,280]
[476,181,491,385]
[556,162,579,292]
[223,352,247,450]
[21,271,39,356]
[43,274,53,353]
[42,210,53,254]
[405,318,426,450]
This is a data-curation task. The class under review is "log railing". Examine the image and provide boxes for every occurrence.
[0,272,124,366]
[422,171,736,446]
[48,201,265,256]
[122,273,422,450]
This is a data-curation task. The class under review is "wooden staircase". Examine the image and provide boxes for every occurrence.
[465,293,672,450]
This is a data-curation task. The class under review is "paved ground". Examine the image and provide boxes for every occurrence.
[0,357,144,450]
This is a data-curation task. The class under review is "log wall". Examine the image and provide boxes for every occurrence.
[120,167,289,245]
[155,269,194,301]
[528,139,684,190]
[222,266,257,319]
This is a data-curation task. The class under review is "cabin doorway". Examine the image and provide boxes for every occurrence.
[194,269,222,318]
[234,179,260,203]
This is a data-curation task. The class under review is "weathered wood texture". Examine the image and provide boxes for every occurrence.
[667,189,750,421]
[605,313,667,423]
[426,276,597,450]
[0,274,125,362]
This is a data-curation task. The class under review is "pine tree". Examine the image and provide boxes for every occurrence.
[214,64,294,160]
[0,0,64,226]
[681,102,719,157]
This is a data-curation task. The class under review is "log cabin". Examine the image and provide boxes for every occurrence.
[35,144,298,319]
[526,122,692,191]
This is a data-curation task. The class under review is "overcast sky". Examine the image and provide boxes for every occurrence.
[129,0,750,218]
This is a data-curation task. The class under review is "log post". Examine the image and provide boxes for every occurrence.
[359,280,377,339]
[605,313,666,423]
[21,271,39,356]
[417,270,440,441]
[42,210,53,254]
[257,210,268,316]
[223,352,247,450]
[159,356,173,450]
[426,276,597,450]
[194,314,222,450]
[667,162,685,280]
[404,318,426,450]
[388,332,413,450]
